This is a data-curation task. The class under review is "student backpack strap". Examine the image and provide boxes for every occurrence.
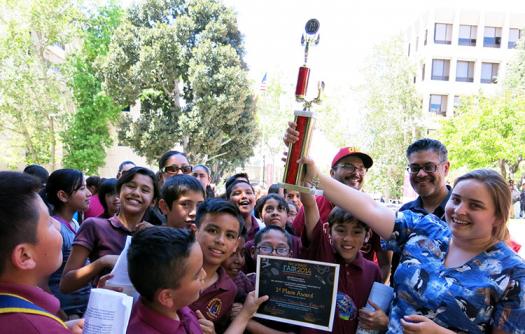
[0,292,68,329]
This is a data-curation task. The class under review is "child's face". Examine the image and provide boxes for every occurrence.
[287,204,297,225]
[105,192,120,216]
[253,229,291,260]
[192,167,211,188]
[261,198,288,229]
[171,242,206,309]
[69,179,91,212]
[196,213,240,267]
[286,190,302,208]
[330,220,368,263]
[33,196,63,276]
[222,237,246,278]
[162,190,204,229]
[119,174,155,216]
[229,183,255,217]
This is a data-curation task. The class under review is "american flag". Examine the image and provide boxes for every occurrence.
[260,72,268,92]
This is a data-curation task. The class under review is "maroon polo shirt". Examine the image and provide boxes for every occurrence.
[246,216,262,243]
[0,282,70,333]
[126,298,202,334]
[300,221,382,334]
[189,267,237,332]
[232,271,255,302]
[74,216,132,262]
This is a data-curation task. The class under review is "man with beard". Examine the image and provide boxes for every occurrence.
[284,124,391,282]
[389,138,451,285]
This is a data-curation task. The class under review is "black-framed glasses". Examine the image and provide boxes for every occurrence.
[256,246,290,256]
[406,163,441,174]
[163,164,193,174]
[336,163,367,174]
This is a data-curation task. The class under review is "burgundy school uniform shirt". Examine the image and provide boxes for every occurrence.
[190,267,237,333]
[74,216,132,262]
[0,282,70,334]
[300,221,382,334]
[126,298,202,334]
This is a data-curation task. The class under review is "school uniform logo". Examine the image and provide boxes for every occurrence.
[206,298,222,320]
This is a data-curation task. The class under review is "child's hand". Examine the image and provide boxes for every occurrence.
[358,300,388,330]
[239,291,269,318]
[136,221,153,231]
[196,310,216,334]
[401,314,455,334]
[96,274,124,292]
[298,156,320,186]
[230,302,243,319]
[283,121,299,145]
[65,318,84,334]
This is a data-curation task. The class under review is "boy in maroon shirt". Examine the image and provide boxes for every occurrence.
[0,172,82,333]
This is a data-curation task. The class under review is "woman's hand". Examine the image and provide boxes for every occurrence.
[401,315,455,334]
[358,300,389,331]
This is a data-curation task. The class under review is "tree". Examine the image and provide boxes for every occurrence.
[101,0,258,179]
[0,0,82,169]
[61,4,124,175]
[438,93,525,180]
[356,36,424,198]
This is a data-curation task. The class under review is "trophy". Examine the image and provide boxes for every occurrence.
[280,18,323,193]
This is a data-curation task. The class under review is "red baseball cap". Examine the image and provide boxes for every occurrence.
[331,147,373,169]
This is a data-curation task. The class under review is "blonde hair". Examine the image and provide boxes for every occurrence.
[453,169,510,241]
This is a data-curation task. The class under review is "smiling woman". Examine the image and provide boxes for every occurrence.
[301,157,525,334]
[59,167,159,295]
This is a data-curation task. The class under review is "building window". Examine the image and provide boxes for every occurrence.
[481,62,499,83]
[456,61,475,82]
[509,28,521,48]
[422,64,425,81]
[434,23,452,44]
[429,94,447,115]
[458,25,477,46]
[431,59,450,80]
[483,26,502,48]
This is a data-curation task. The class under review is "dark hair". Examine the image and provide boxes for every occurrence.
[45,169,84,212]
[454,169,510,241]
[118,161,135,172]
[158,150,187,170]
[224,172,250,192]
[406,138,448,162]
[255,194,290,217]
[225,179,254,199]
[286,200,298,212]
[117,167,159,201]
[195,198,244,233]
[23,164,49,186]
[254,225,292,248]
[0,172,41,274]
[128,226,196,302]
[267,183,281,194]
[86,176,102,191]
[193,164,210,176]
[98,178,118,216]
[161,174,205,209]
[327,206,369,230]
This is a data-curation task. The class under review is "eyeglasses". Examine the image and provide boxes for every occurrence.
[163,164,193,174]
[336,163,367,174]
[256,246,290,256]
[406,163,441,174]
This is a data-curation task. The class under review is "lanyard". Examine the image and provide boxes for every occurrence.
[52,215,77,235]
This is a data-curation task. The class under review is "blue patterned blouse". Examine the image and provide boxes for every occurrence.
[383,210,525,334]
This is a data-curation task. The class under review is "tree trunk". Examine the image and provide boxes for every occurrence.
[499,159,507,180]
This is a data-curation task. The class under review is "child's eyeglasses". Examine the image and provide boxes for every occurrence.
[256,246,290,256]
[162,164,193,174]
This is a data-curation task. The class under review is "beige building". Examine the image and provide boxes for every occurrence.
[406,8,525,128]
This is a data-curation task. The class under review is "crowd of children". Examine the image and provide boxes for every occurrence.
[9,140,519,334]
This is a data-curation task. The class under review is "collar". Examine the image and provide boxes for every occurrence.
[108,216,134,235]
[0,282,60,315]
[213,267,234,291]
[335,249,365,271]
[403,185,451,220]
[135,298,183,333]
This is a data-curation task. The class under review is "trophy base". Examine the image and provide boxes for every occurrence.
[278,182,321,195]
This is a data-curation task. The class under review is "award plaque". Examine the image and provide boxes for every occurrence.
[281,19,323,193]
